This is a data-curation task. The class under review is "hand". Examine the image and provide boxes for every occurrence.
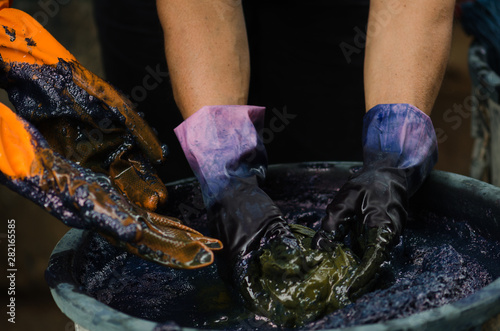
[0,102,222,268]
[175,105,302,267]
[0,4,167,211]
[313,103,438,300]
[176,105,342,325]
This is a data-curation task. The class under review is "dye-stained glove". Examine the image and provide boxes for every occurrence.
[0,101,222,268]
[0,2,167,211]
[174,106,305,271]
[313,103,438,301]
[0,3,223,269]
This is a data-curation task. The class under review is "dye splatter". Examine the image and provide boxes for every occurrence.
[70,178,498,330]
[2,25,15,41]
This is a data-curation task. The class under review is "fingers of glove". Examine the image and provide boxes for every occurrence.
[0,102,221,269]
[0,104,142,241]
[104,210,223,269]
[0,9,165,164]
[145,211,223,251]
[321,183,362,240]
[346,227,393,299]
[109,155,168,211]
[36,118,167,211]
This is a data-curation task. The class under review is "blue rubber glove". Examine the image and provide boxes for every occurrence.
[313,103,438,300]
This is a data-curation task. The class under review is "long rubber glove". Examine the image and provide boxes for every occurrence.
[0,101,221,268]
[175,106,304,272]
[313,103,438,301]
[0,2,167,211]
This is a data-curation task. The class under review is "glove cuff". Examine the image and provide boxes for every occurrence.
[174,105,267,205]
[362,103,438,195]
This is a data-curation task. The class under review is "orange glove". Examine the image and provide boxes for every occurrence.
[0,101,221,268]
[0,3,223,268]
[0,3,166,211]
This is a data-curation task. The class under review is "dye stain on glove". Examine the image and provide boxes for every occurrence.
[238,224,359,327]
[0,102,222,268]
[0,5,168,211]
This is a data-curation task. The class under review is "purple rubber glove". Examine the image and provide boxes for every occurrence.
[175,105,301,271]
[313,103,438,301]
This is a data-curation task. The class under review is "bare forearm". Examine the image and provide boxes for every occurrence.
[156,0,249,118]
[364,0,455,115]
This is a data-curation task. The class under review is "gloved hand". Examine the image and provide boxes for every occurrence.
[313,103,438,301]
[0,101,222,268]
[176,105,369,326]
[0,3,222,269]
[174,105,301,268]
[0,2,167,211]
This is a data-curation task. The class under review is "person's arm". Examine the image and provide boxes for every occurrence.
[314,0,456,300]
[156,0,249,118]
[364,0,455,115]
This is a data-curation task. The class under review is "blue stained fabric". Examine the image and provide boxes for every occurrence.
[460,0,500,74]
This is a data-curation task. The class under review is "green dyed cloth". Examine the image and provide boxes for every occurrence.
[238,224,359,327]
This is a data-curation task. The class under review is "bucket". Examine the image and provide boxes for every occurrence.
[45,162,500,330]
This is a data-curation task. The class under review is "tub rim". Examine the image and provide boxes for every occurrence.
[46,161,500,331]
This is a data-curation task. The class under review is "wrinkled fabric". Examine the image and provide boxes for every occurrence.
[240,224,359,328]
[459,0,500,74]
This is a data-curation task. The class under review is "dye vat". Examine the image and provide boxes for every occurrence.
[46,162,500,330]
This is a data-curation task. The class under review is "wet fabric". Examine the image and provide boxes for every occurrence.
[239,224,359,327]
[459,0,500,74]
[468,42,500,186]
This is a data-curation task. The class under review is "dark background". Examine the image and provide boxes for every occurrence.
[0,0,493,330]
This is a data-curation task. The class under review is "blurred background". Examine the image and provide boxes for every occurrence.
[0,0,485,330]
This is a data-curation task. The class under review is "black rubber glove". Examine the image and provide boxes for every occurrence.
[313,103,438,301]
[175,105,301,268]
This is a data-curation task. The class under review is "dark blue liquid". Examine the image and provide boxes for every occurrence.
[73,179,499,330]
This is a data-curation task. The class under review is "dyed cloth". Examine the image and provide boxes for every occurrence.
[459,0,500,74]
[239,224,359,327]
